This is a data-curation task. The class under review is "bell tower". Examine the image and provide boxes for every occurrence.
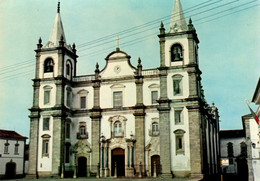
[28,2,78,178]
[158,0,204,179]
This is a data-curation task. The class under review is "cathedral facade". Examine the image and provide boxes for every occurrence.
[28,0,220,179]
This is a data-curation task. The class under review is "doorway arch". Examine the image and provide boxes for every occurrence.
[151,155,160,176]
[111,148,125,177]
[78,157,87,177]
[5,161,16,179]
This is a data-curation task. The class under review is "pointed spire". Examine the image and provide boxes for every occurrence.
[45,2,66,48]
[169,0,188,33]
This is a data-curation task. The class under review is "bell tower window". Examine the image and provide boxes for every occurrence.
[171,44,183,62]
[44,58,54,73]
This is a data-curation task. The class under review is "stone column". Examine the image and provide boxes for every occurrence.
[187,105,204,179]
[27,113,40,178]
[57,37,65,77]
[158,22,166,67]
[158,67,172,178]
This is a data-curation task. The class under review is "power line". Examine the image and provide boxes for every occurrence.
[0,0,258,80]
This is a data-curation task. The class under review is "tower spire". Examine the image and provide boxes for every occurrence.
[169,0,188,33]
[45,1,66,48]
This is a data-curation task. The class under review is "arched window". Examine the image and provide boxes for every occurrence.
[66,60,72,77]
[80,126,86,136]
[171,44,183,62]
[227,142,233,157]
[152,122,159,135]
[44,58,54,73]
[114,121,122,136]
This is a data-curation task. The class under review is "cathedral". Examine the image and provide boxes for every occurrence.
[28,0,220,179]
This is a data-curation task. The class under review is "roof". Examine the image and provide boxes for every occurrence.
[45,3,66,48]
[0,129,27,139]
[252,77,260,103]
[219,129,245,138]
[169,0,188,33]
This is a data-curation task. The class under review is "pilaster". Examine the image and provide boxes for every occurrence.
[52,113,65,176]
[90,76,102,175]
[187,105,204,180]
[158,66,172,178]
[134,69,145,175]
[27,112,40,178]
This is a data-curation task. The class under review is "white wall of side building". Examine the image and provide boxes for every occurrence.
[0,139,25,176]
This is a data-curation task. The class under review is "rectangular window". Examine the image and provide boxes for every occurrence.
[66,123,70,139]
[80,96,86,108]
[43,118,50,131]
[4,144,9,154]
[151,91,158,104]
[14,144,19,154]
[176,135,184,155]
[42,140,49,155]
[113,91,122,107]
[44,90,50,105]
[65,144,70,163]
[174,110,183,125]
[67,91,71,107]
[173,79,182,95]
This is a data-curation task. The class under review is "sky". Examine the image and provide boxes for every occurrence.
[0,0,259,139]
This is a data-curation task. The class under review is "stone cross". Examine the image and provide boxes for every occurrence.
[115,36,120,49]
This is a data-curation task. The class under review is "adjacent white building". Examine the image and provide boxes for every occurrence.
[0,129,27,179]
[243,77,260,181]
[28,0,221,179]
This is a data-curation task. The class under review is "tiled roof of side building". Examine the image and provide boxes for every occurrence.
[219,129,245,138]
[0,129,27,139]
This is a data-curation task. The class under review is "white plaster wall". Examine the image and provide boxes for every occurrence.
[100,58,136,78]
[39,52,58,79]
[37,114,53,171]
[170,107,191,171]
[164,35,189,67]
[0,139,25,175]
[167,72,189,100]
[248,118,260,180]
[70,87,93,109]
[143,80,160,106]
[70,116,92,145]
[144,112,159,144]
[220,137,245,158]
[39,83,56,108]
[100,82,136,108]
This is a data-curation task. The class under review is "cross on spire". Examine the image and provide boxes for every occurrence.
[57,1,60,13]
[115,36,120,51]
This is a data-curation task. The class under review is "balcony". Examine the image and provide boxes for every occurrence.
[149,129,160,137]
[77,132,88,139]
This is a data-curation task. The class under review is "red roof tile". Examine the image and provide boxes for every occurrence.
[0,129,27,139]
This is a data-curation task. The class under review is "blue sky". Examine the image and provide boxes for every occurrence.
[0,0,259,138]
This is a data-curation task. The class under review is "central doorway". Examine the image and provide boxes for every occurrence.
[78,157,87,177]
[111,148,125,177]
